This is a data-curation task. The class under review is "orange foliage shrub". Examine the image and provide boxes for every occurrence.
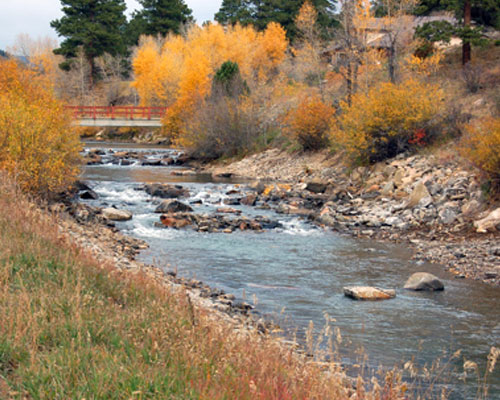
[331,79,444,163]
[0,59,80,195]
[284,96,335,150]
[132,23,288,146]
[461,117,500,187]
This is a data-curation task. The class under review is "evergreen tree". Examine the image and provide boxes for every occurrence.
[413,0,498,65]
[406,0,499,29]
[215,0,338,39]
[127,0,193,45]
[215,0,254,26]
[51,0,127,84]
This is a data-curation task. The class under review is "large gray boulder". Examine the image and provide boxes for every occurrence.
[404,272,444,291]
[343,286,396,301]
[155,199,193,214]
[102,207,132,221]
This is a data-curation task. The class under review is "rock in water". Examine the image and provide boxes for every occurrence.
[80,189,98,200]
[144,183,189,199]
[240,194,257,206]
[155,200,193,214]
[102,208,132,221]
[404,272,444,291]
[343,286,396,301]
[474,208,500,233]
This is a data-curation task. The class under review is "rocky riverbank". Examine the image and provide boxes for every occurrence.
[204,148,500,286]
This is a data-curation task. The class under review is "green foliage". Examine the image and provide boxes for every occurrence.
[411,0,500,29]
[215,0,254,26]
[127,0,193,45]
[214,61,240,84]
[413,0,448,16]
[51,0,128,79]
[215,0,338,40]
[415,20,455,45]
[212,61,249,97]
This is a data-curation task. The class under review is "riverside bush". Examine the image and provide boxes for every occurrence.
[0,59,80,196]
[461,117,500,189]
[284,96,335,151]
[176,61,260,160]
[331,79,444,164]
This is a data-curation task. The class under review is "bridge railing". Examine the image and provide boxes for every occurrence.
[65,106,167,120]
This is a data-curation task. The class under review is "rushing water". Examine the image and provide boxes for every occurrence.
[82,144,499,399]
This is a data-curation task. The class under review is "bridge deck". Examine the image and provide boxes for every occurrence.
[74,119,163,128]
[67,106,166,128]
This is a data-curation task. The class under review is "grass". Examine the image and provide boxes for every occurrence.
[0,174,364,399]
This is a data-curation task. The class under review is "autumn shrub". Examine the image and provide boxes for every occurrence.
[181,94,261,160]
[284,96,335,151]
[0,59,80,196]
[331,79,444,164]
[461,117,500,189]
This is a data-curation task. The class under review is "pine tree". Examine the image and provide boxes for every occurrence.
[215,0,254,26]
[127,0,193,45]
[413,0,497,65]
[215,0,338,40]
[51,0,127,85]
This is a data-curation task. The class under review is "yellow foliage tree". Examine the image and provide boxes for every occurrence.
[331,78,444,163]
[0,59,80,195]
[131,23,288,145]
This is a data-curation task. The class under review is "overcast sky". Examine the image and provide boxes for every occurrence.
[0,0,222,51]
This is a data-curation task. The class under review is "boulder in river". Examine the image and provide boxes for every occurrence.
[102,207,132,221]
[155,199,193,214]
[141,159,163,167]
[80,189,98,200]
[343,286,396,301]
[404,272,444,291]
[144,183,189,199]
[160,214,192,229]
[240,194,257,206]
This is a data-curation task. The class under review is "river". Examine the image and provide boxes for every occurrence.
[82,143,499,399]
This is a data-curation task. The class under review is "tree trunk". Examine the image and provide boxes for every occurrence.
[388,45,396,83]
[346,60,352,106]
[462,0,471,65]
[87,55,95,89]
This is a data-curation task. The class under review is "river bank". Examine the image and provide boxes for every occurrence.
[203,148,500,286]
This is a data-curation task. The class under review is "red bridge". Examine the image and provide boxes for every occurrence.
[66,106,167,127]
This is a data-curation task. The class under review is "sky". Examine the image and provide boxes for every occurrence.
[0,0,223,51]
